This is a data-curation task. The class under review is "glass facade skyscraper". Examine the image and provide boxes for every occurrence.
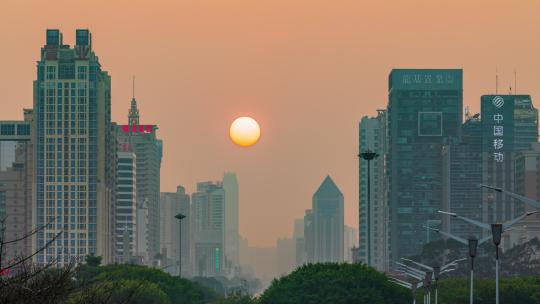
[34,29,114,265]
[387,69,463,262]
[480,95,538,232]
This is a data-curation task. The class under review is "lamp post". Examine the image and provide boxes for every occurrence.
[401,258,464,304]
[174,213,186,277]
[438,209,540,304]
[423,226,490,304]
[491,223,502,304]
[359,150,378,266]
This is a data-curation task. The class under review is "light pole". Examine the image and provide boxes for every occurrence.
[359,150,378,267]
[174,213,186,277]
[424,226,491,304]
[438,209,540,304]
[401,258,464,304]
[389,277,421,304]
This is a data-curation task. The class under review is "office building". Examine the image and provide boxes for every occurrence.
[223,172,239,270]
[34,29,115,265]
[480,95,538,228]
[387,69,463,262]
[192,181,225,276]
[312,176,344,263]
[160,186,191,276]
[117,97,163,264]
[359,110,389,271]
[0,110,34,264]
[115,149,137,263]
[442,115,483,239]
[515,143,540,243]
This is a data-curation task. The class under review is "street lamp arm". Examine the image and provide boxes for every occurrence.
[396,262,426,275]
[503,210,540,230]
[480,184,540,209]
[441,258,466,271]
[478,234,493,245]
[423,225,468,245]
[401,258,433,272]
[398,270,423,281]
[390,277,412,288]
[438,210,491,231]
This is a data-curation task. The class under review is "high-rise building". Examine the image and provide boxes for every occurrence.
[303,209,314,263]
[160,186,191,276]
[34,29,115,265]
[515,143,540,243]
[115,149,137,263]
[136,198,149,263]
[0,110,34,265]
[293,218,306,267]
[117,97,163,264]
[312,176,344,263]
[387,69,463,263]
[343,226,358,263]
[441,116,483,239]
[359,110,389,271]
[480,95,538,230]
[192,181,225,277]
[276,237,295,275]
[223,172,239,270]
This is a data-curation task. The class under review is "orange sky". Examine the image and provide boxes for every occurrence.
[1,0,539,247]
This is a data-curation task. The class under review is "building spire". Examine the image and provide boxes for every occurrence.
[128,75,140,126]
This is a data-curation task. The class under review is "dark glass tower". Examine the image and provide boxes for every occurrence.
[387,69,463,262]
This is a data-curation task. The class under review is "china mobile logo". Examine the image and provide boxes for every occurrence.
[492,96,504,108]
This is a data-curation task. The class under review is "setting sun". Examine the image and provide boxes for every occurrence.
[229,116,261,147]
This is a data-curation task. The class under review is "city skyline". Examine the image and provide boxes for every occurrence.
[2,1,540,247]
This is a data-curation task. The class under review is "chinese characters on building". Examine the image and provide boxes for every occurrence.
[492,96,504,162]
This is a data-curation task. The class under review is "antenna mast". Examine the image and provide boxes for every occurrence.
[495,67,499,94]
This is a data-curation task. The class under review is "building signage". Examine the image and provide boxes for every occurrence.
[121,124,154,134]
[492,96,505,163]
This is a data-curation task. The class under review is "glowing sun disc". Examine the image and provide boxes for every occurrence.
[229,117,261,147]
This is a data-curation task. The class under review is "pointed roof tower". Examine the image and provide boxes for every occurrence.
[314,175,343,198]
[128,76,140,126]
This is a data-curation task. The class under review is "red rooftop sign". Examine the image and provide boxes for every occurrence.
[121,125,154,133]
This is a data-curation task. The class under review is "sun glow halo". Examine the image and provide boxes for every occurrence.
[229,117,261,147]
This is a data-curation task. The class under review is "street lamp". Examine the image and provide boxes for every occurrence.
[174,213,186,277]
[438,209,540,304]
[389,277,422,304]
[359,150,378,267]
[424,226,491,304]
[401,258,464,304]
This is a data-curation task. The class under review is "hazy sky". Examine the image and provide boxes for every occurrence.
[1,0,539,247]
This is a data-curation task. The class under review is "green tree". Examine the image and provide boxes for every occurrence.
[258,263,411,304]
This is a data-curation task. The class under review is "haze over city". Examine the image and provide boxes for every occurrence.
[1,0,539,249]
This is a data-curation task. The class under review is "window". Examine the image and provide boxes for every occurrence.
[46,66,56,80]
[418,112,442,136]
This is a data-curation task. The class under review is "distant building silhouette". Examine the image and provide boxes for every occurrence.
[311,176,344,263]
[192,181,225,276]
[223,172,240,271]
[160,186,191,276]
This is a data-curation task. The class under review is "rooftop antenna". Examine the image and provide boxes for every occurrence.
[514,69,517,95]
[495,67,499,94]
[132,75,135,99]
